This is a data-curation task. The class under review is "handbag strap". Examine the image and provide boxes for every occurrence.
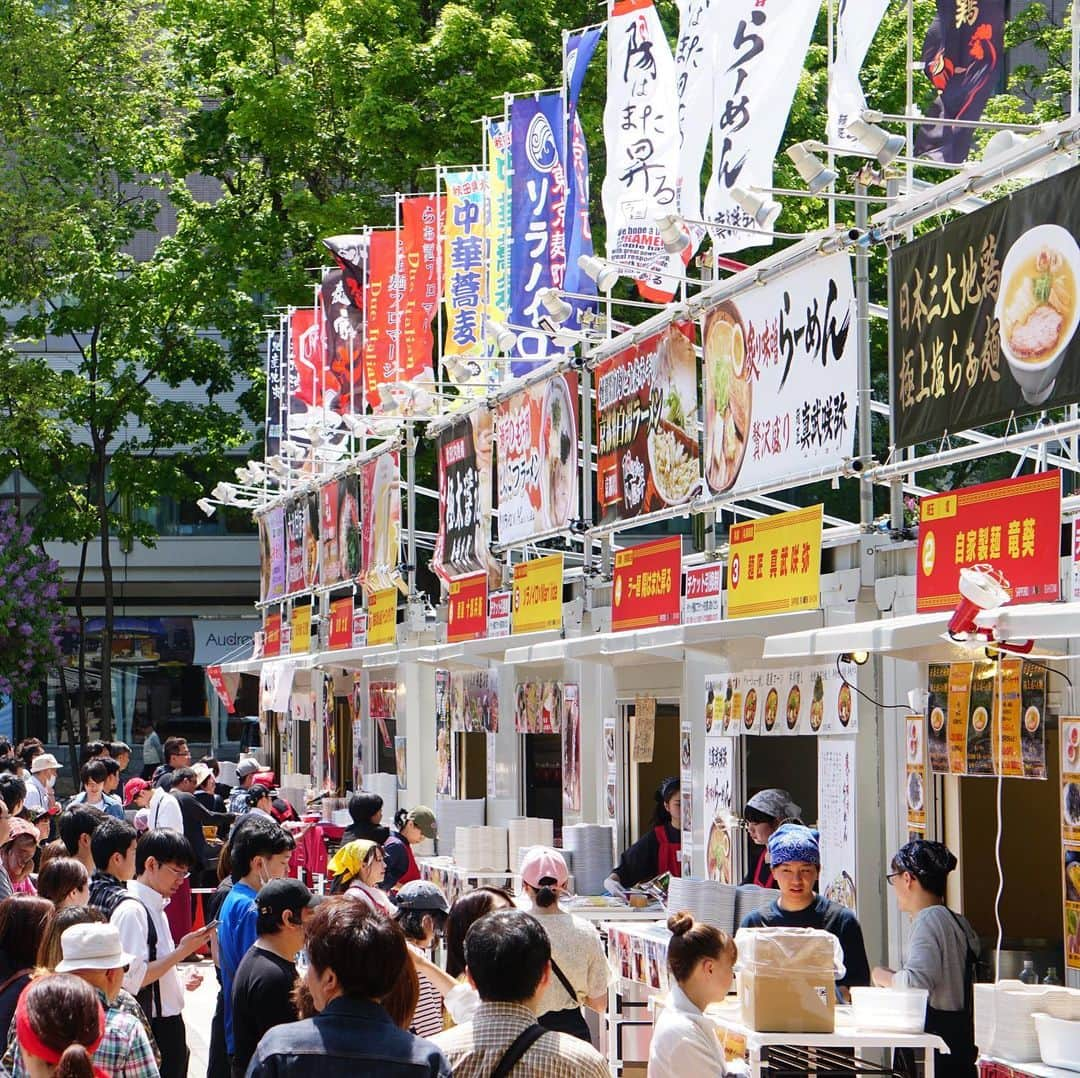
[548,957,579,1003]
[490,1024,547,1078]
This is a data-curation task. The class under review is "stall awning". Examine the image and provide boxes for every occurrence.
[762,612,954,660]
[974,600,1080,643]
[220,652,317,676]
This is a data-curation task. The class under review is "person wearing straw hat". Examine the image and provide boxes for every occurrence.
[24,753,60,816]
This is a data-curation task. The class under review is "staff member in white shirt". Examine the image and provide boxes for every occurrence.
[24,753,60,814]
[146,780,183,832]
[649,910,738,1078]
[111,829,215,1078]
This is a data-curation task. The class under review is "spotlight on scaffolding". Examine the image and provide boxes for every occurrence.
[484,317,518,354]
[577,254,622,292]
[655,214,690,255]
[787,141,838,196]
[537,288,573,326]
[848,117,906,167]
[730,186,782,229]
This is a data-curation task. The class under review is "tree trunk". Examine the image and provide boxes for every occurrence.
[95,443,113,743]
[56,662,79,783]
[74,539,89,775]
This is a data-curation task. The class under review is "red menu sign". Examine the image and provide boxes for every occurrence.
[448,572,487,643]
[263,612,282,658]
[612,536,682,633]
[684,563,722,625]
[917,471,1061,613]
[328,597,354,650]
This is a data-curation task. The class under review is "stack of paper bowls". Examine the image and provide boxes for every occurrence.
[975,982,1080,1062]
[562,824,615,896]
[434,798,485,858]
[667,878,737,930]
[454,826,509,872]
[508,818,554,856]
[735,884,779,926]
[487,798,519,829]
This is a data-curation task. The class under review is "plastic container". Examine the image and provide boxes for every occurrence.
[851,987,929,1034]
[1033,1013,1080,1072]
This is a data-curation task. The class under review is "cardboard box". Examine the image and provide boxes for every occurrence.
[738,970,836,1034]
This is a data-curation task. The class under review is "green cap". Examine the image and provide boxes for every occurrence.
[407,805,437,840]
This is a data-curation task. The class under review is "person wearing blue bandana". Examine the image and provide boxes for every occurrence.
[739,823,871,999]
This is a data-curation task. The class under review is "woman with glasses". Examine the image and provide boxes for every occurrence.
[873,840,979,1078]
[326,839,394,914]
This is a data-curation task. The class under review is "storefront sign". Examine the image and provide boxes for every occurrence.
[916,471,1061,612]
[495,370,579,543]
[905,715,927,836]
[328,598,354,650]
[263,612,282,658]
[487,590,511,638]
[290,605,312,654]
[367,587,397,647]
[1061,718,1080,970]
[514,680,566,734]
[511,553,563,634]
[595,321,699,524]
[352,610,368,648]
[193,619,256,666]
[818,738,857,910]
[562,684,581,813]
[434,411,493,581]
[684,564,722,626]
[360,451,401,593]
[727,504,823,619]
[890,167,1080,447]
[701,256,856,499]
[612,536,682,633]
[448,572,487,643]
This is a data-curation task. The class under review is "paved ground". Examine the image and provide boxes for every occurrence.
[182,958,219,1078]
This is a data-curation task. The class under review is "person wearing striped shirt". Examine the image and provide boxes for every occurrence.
[393,881,450,1039]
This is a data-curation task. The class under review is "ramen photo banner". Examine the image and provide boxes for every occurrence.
[701,253,856,499]
[594,320,700,524]
[891,166,1080,447]
[359,451,401,593]
[495,370,579,543]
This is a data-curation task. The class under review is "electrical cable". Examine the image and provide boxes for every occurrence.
[835,655,912,710]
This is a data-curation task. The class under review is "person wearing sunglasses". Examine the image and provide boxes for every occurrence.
[327,839,394,915]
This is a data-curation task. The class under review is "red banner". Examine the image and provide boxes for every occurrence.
[917,471,1061,612]
[328,597,354,650]
[448,572,487,643]
[612,536,682,632]
[288,307,322,421]
[207,665,236,714]
[399,196,442,386]
[264,612,282,657]
[363,230,396,409]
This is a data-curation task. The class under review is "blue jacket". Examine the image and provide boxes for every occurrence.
[245,997,450,1078]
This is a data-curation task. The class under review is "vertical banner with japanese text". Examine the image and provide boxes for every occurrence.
[563,28,602,302]
[363,230,397,410]
[443,170,490,368]
[704,734,736,883]
[828,0,889,145]
[1061,718,1080,970]
[265,322,285,460]
[486,120,513,345]
[319,267,364,430]
[398,194,442,389]
[434,410,493,582]
[287,307,323,464]
[603,0,685,301]
[510,93,568,374]
[562,684,582,813]
[703,0,820,253]
[819,738,858,910]
[319,476,361,589]
[260,507,286,603]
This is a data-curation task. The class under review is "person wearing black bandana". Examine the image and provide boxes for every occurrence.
[605,777,681,894]
[873,840,980,1078]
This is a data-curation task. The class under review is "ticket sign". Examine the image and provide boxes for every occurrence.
[367,587,397,647]
[917,471,1061,613]
[684,564,722,625]
[328,598,354,650]
[488,591,511,638]
[352,610,368,648]
[612,536,682,633]
[448,572,487,643]
[263,612,282,658]
[290,604,312,654]
[727,504,823,619]
[512,553,563,634]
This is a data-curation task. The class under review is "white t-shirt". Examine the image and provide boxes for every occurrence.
[530,907,612,1015]
[112,880,185,1017]
[146,787,182,832]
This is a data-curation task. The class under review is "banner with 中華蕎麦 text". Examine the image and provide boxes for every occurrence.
[701,253,856,498]
[828,0,889,146]
[510,93,568,375]
[702,0,820,254]
[359,451,400,593]
[443,171,489,371]
[433,410,493,581]
[495,370,579,544]
[603,0,685,301]
[916,0,1005,164]
[891,167,1080,447]
[595,320,700,524]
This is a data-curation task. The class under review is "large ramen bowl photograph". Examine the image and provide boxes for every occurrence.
[995,224,1080,405]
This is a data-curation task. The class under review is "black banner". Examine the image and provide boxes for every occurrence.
[890,165,1080,448]
[265,322,285,461]
[915,0,1005,164]
[434,411,493,579]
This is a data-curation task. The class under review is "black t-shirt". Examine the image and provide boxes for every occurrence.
[740,894,872,989]
[612,823,679,888]
[231,944,298,1071]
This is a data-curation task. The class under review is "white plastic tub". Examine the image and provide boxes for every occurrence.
[850,987,929,1033]
[1034,1012,1080,1072]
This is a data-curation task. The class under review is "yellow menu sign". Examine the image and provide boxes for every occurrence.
[367,587,398,647]
[727,504,823,619]
[290,605,312,654]
[512,553,563,634]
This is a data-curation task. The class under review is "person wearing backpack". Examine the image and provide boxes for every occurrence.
[109,829,216,1078]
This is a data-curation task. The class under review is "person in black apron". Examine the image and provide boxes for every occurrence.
[873,840,979,1078]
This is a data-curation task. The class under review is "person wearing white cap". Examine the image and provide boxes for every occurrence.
[24,752,59,814]
[23,922,162,1078]
[519,847,612,1044]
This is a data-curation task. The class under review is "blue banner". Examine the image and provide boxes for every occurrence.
[563,27,603,309]
[509,92,568,376]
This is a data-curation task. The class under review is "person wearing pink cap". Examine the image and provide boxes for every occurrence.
[518,847,611,1044]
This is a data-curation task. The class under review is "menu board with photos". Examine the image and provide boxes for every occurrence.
[905,715,927,835]
[1062,718,1080,970]
[927,659,1047,779]
[704,735,736,884]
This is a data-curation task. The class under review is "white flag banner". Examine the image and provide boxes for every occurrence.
[603,0,687,302]
[674,0,725,250]
[703,0,820,253]
[827,0,889,145]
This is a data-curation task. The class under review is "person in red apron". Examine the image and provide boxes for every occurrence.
[605,777,681,894]
[741,788,802,889]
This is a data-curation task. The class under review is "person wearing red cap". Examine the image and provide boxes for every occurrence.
[518,847,611,1044]
[123,780,151,814]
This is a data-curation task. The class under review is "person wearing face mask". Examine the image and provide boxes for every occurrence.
[742,788,802,889]
[216,817,297,1066]
[327,839,394,915]
[24,753,60,815]
[605,777,682,895]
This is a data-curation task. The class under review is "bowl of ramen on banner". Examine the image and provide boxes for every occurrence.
[996,224,1080,405]
[647,325,700,506]
[703,303,752,494]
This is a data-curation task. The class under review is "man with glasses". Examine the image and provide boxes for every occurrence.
[111,828,216,1078]
[151,737,192,787]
